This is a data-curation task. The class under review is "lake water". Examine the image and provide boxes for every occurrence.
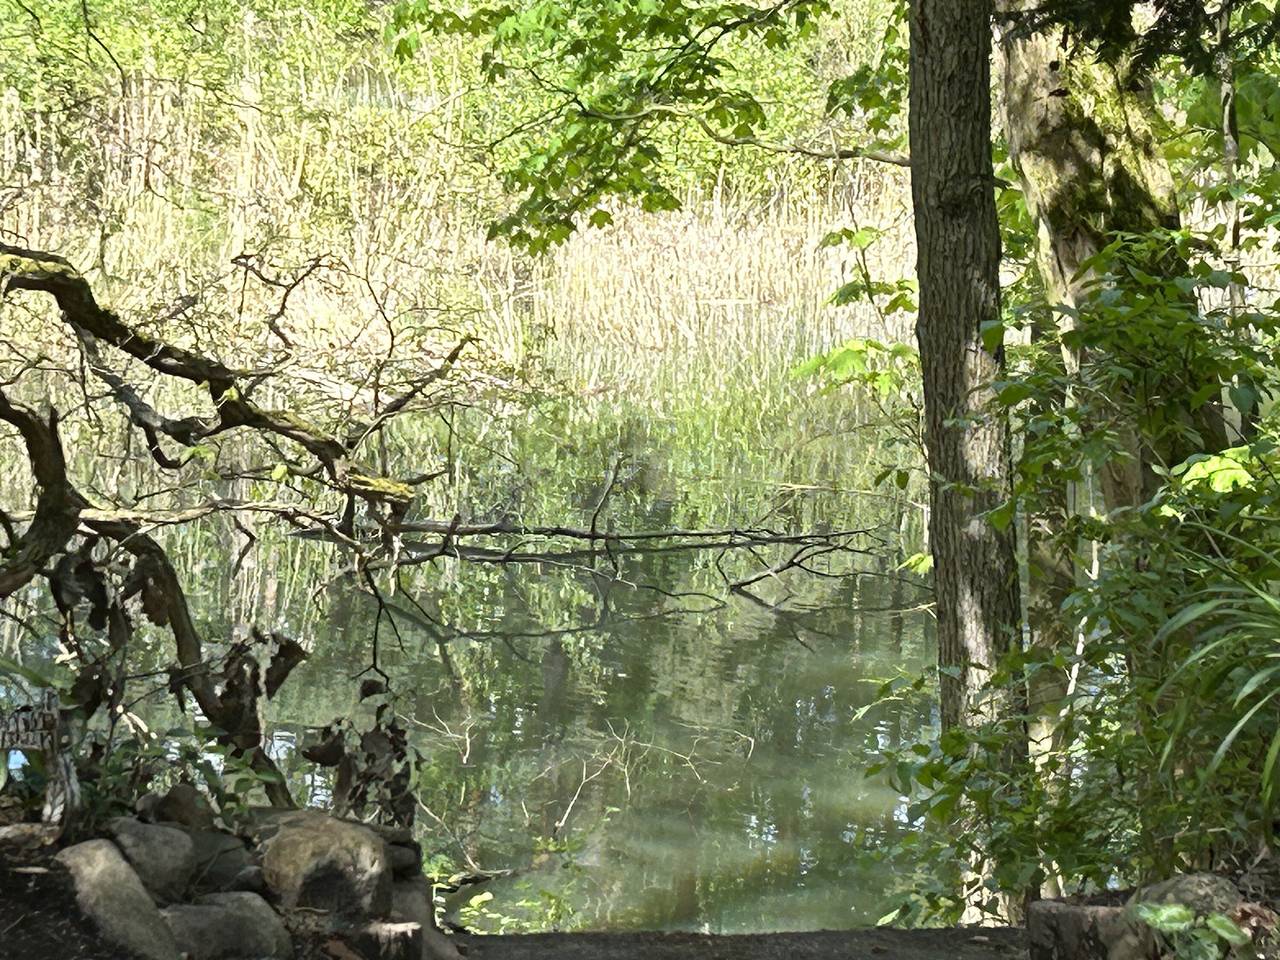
[259,457,936,932]
[1,363,935,934]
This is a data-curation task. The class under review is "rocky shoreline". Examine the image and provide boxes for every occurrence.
[2,784,461,960]
[2,782,1276,960]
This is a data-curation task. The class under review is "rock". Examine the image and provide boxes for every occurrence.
[162,891,292,959]
[257,809,392,918]
[391,879,466,960]
[1028,899,1148,960]
[388,842,422,879]
[1126,875,1259,958]
[230,863,266,893]
[155,783,217,831]
[1131,872,1243,917]
[136,791,162,822]
[107,816,196,902]
[353,921,422,960]
[0,822,60,849]
[186,829,255,893]
[56,838,181,960]
[390,877,434,929]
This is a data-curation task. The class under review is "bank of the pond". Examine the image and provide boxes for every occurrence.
[3,818,1024,960]
[0,837,1026,960]
[0,832,142,960]
[456,928,1026,960]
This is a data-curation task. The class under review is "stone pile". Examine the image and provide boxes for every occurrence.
[55,785,463,960]
[1028,871,1278,960]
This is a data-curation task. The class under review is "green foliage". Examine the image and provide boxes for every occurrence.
[454,837,585,932]
[1134,902,1252,960]
[392,0,900,248]
[1004,228,1278,503]
[1007,0,1279,81]
[856,184,1280,918]
[10,0,1280,933]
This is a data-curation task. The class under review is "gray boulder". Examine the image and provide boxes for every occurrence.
[186,829,255,893]
[257,809,392,918]
[155,782,218,831]
[229,863,267,893]
[1131,872,1243,917]
[390,877,434,929]
[56,838,181,960]
[162,891,293,959]
[108,816,197,902]
[388,841,422,879]
[1028,899,1148,960]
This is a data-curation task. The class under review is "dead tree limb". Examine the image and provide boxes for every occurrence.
[0,390,84,598]
[1,242,467,515]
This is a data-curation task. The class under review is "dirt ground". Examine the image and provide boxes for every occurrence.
[457,927,1027,960]
[0,835,140,960]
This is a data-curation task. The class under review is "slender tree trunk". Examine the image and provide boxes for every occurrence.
[1216,1,1257,440]
[909,0,1023,733]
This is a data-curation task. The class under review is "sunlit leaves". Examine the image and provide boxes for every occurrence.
[392,0,851,248]
[792,337,917,400]
[1176,448,1256,495]
[823,0,906,151]
[1134,902,1196,933]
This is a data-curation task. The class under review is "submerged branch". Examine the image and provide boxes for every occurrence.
[396,530,874,566]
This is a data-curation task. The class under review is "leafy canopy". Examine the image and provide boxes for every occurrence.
[1007,0,1279,79]
[391,0,906,249]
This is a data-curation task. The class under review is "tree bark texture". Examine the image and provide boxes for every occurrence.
[997,8,1230,748]
[909,0,1023,732]
[997,15,1228,503]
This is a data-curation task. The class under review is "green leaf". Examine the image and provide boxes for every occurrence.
[1134,902,1196,933]
[899,552,933,575]
[270,463,290,482]
[996,382,1032,406]
[1205,913,1251,947]
[1156,599,1230,642]
[0,657,53,688]
[987,499,1016,532]
[1180,450,1254,493]
[876,905,905,926]
[980,319,1005,353]
[1208,691,1279,776]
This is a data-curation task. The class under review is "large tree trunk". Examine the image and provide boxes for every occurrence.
[909,0,1023,733]
[996,2,1158,794]
[997,8,1234,879]
[997,13,1228,499]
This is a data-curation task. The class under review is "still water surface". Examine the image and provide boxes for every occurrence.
[266,495,936,933]
[2,370,934,933]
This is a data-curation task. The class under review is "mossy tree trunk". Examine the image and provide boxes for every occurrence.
[997,8,1234,879]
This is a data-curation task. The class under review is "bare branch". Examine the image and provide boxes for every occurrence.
[1,242,464,512]
[0,391,83,598]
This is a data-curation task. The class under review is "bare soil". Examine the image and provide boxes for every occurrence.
[0,836,141,960]
[457,927,1026,960]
